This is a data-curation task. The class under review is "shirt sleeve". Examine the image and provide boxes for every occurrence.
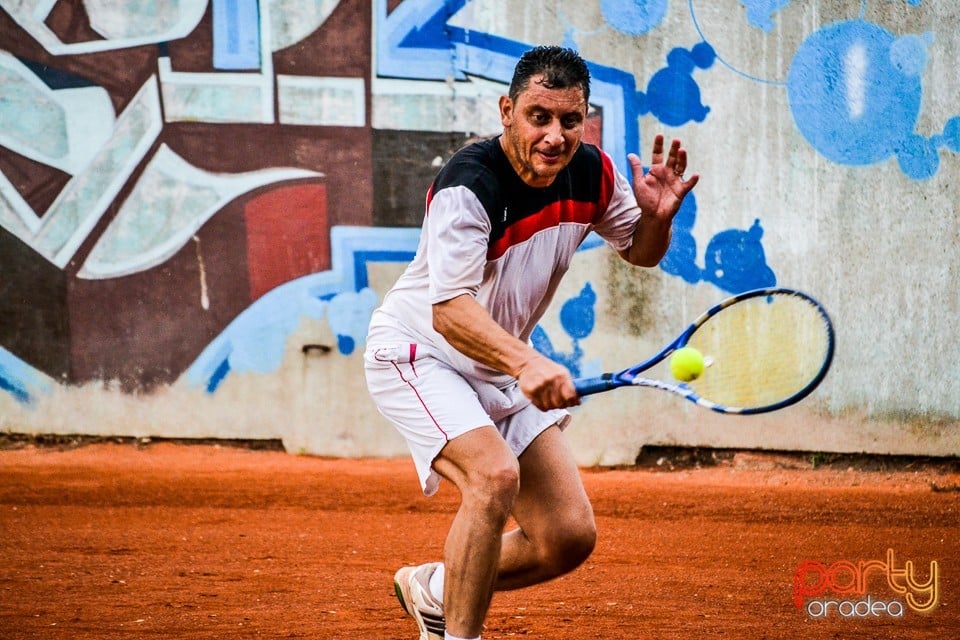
[426,185,492,305]
[590,157,642,253]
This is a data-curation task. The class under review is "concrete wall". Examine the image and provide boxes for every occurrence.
[1,0,958,464]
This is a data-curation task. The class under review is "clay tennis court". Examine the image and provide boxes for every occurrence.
[1,439,956,639]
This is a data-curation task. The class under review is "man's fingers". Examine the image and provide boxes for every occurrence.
[666,140,683,174]
[563,382,582,407]
[680,173,700,193]
[518,356,580,410]
[674,147,688,175]
[649,135,692,177]
[649,134,665,166]
[549,378,580,409]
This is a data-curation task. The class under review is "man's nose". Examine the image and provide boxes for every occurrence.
[544,120,563,146]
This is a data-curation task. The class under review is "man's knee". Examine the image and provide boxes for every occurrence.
[558,519,598,572]
[541,512,597,575]
[463,459,520,516]
[435,428,520,517]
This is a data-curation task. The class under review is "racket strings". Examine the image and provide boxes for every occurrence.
[685,294,832,409]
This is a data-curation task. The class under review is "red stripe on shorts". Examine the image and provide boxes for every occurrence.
[390,360,449,441]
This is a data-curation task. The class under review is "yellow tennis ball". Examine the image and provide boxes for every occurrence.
[670,347,705,382]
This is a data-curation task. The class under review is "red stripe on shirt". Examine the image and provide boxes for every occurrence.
[486,200,598,260]
[485,151,616,260]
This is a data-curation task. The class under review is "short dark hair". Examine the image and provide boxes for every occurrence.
[508,46,591,104]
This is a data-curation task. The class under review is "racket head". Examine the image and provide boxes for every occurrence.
[675,288,835,414]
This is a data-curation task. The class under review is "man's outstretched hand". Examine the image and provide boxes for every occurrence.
[629,134,699,224]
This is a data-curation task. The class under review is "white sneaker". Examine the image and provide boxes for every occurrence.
[393,562,445,640]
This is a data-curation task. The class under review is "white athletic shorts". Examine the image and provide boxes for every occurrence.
[364,340,571,496]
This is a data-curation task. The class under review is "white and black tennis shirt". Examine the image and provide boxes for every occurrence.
[369,136,643,385]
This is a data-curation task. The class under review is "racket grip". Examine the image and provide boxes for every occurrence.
[574,375,617,397]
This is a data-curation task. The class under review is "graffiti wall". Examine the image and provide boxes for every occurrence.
[1,0,957,462]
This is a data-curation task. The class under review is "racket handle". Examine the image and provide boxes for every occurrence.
[574,375,617,397]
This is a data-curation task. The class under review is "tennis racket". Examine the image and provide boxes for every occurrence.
[573,287,835,414]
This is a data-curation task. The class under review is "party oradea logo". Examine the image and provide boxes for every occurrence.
[793,549,939,619]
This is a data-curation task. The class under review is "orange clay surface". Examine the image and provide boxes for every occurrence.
[0,440,957,639]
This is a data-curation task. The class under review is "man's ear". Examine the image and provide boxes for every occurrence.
[499,95,513,126]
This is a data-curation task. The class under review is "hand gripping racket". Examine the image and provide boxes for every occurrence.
[573,287,835,414]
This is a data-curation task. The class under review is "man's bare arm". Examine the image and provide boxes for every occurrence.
[432,294,580,410]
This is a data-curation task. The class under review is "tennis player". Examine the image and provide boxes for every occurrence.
[364,45,698,640]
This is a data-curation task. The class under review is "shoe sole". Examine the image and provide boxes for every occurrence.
[394,574,414,616]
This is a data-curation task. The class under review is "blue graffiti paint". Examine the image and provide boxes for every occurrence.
[531,284,593,377]
[600,0,669,37]
[399,0,469,49]
[889,33,930,77]
[0,348,53,405]
[659,191,701,284]
[788,20,919,166]
[786,20,957,180]
[376,0,641,173]
[692,1,954,178]
[200,286,378,384]
[897,133,939,180]
[0,371,31,404]
[739,0,792,33]
[532,284,604,381]
[186,227,424,392]
[659,193,777,294]
[326,288,379,355]
[337,335,355,354]
[212,0,261,70]
[943,116,960,152]
[636,43,715,127]
[531,325,583,378]
[702,219,776,293]
[688,0,788,85]
[207,357,231,393]
[559,283,596,340]
[353,250,416,289]
[585,61,643,172]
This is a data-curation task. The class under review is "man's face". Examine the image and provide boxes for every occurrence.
[499,75,587,188]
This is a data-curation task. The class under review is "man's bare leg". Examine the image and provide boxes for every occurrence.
[496,424,596,590]
[430,424,595,636]
[432,426,521,638]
